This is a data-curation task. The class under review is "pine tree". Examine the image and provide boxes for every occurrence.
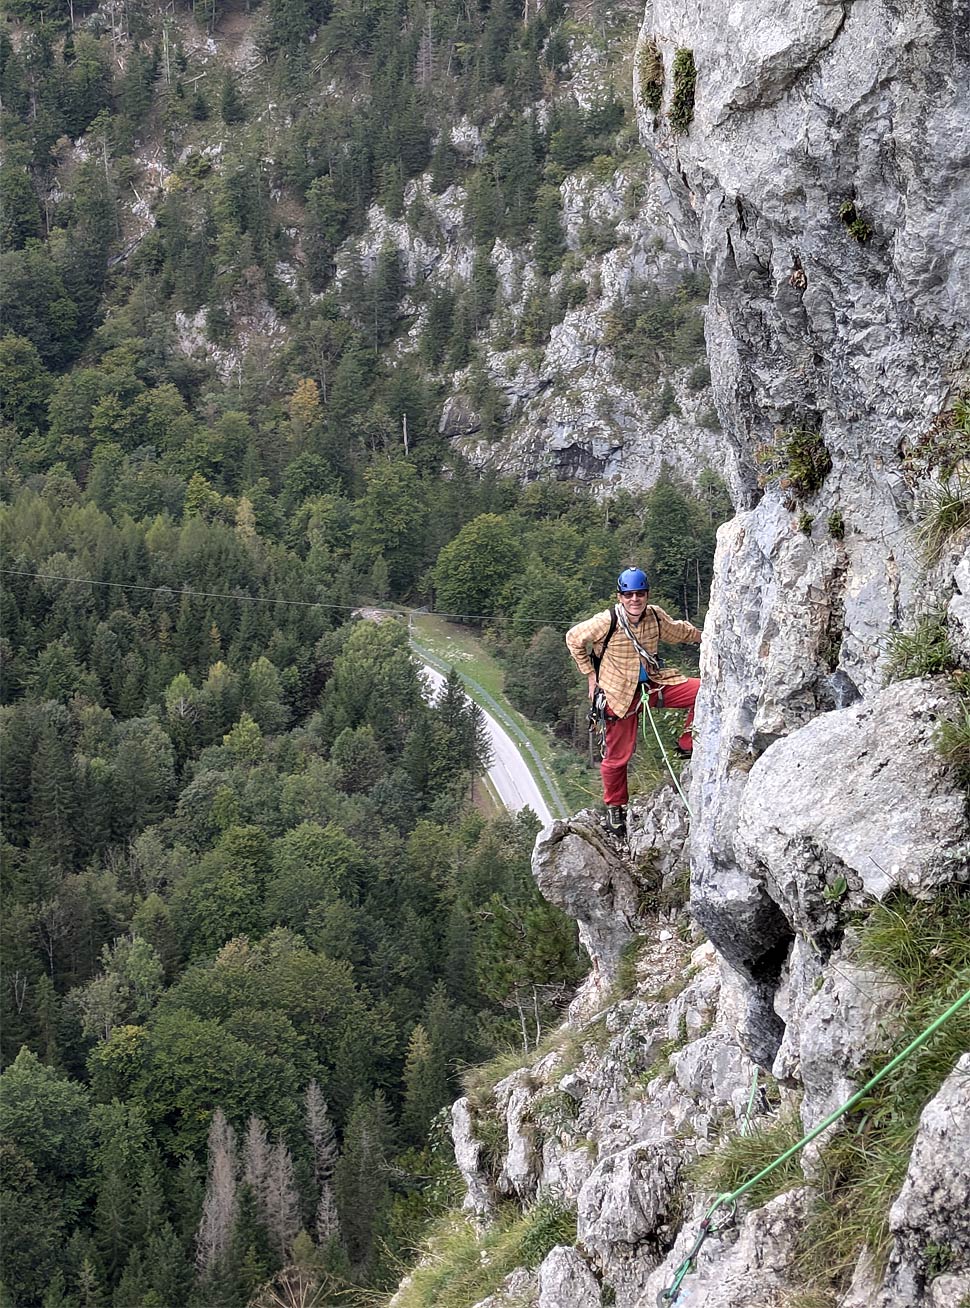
[400,1023,448,1146]
[534,185,566,275]
[334,1092,392,1274]
[220,69,245,124]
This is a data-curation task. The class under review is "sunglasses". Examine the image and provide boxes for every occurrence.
[619,590,648,599]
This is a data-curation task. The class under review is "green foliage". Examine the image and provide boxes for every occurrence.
[668,49,696,134]
[432,513,524,618]
[603,277,708,389]
[791,889,970,1296]
[690,1110,804,1208]
[0,333,52,432]
[827,510,845,540]
[0,3,728,1301]
[757,427,832,500]
[637,38,664,114]
[391,1197,577,1308]
[838,199,872,243]
[884,613,955,682]
[916,473,970,563]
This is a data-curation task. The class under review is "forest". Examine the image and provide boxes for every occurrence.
[0,0,728,1299]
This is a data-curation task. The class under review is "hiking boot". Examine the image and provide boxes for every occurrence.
[674,744,693,759]
[605,804,627,836]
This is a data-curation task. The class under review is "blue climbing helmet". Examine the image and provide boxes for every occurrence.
[617,567,649,593]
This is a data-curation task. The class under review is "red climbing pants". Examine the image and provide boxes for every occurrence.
[600,679,700,805]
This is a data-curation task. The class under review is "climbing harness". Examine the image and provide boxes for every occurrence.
[657,982,970,1305]
[614,601,663,678]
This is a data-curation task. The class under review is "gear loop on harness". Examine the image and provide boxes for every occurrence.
[587,686,608,763]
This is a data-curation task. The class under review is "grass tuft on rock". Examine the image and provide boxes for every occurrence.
[689,1110,804,1208]
[791,887,970,1300]
[883,612,955,682]
[916,473,970,563]
[638,38,665,114]
[668,49,696,134]
[390,1197,577,1308]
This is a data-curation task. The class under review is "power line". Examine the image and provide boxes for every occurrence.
[0,567,578,630]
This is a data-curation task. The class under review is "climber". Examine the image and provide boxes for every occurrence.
[565,568,702,836]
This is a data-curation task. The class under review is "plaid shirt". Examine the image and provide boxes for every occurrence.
[565,605,702,716]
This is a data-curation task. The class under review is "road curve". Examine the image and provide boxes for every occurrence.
[420,663,555,827]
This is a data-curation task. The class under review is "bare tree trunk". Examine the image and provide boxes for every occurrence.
[196,1109,238,1275]
[265,1139,301,1262]
[305,1081,338,1191]
[516,988,529,1051]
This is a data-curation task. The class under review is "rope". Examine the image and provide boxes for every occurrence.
[740,1068,760,1137]
[658,982,970,1304]
[641,688,693,816]
[0,567,579,630]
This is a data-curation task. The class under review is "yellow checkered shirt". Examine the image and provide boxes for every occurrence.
[565,605,702,716]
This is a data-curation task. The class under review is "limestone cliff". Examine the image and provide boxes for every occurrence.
[400,5,970,1307]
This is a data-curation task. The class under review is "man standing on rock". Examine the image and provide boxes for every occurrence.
[565,568,702,836]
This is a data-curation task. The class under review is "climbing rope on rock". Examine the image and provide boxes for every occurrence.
[658,982,970,1304]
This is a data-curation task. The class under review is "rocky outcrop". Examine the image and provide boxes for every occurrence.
[882,1054,970,1307]
[637,0,970,1143]
[411,6,970,1307]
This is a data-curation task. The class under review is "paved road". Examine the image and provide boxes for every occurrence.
[420,663,555,827]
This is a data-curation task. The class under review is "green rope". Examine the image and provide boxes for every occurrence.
[659,982,970,1304]
[740,1068,759,1137]
[641,687,693,816]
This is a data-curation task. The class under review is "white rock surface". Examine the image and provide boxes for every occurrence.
[736,678,968,914]
[537,1246,602,1308]
[639,1188,811,1308]
[883,1053,970,1305]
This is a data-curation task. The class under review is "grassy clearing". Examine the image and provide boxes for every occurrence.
[389,1198,577,1308]
[411,613,507,700]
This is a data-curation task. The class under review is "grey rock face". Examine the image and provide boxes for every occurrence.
[452,1096,493,1216]
[497,1072,541,1201]
[883,1053,970,1306]
[776,937,899,1145]
[644,0,970,1085]
[537,1246,602,1308]
[577,1136,681,1300]
[532,815,641,1007]
[471,1267,537,1308]
[639,1188,811,1308]
[736,678,968,921]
